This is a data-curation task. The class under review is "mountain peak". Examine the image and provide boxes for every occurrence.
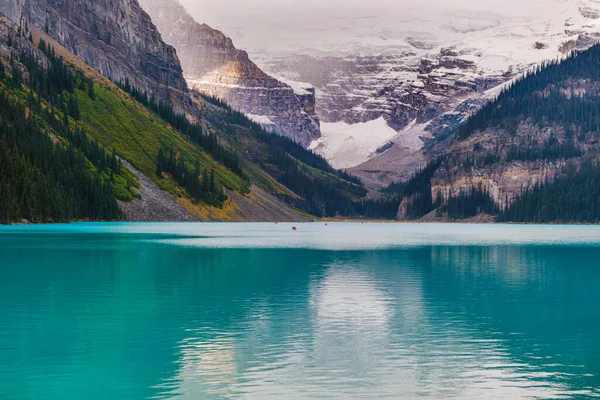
[138,0,321,146]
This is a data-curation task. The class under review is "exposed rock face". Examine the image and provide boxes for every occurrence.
[397,159,566,221]
[261,49,506,130]
[138,0,320,147]
[560,33,600,54]
[265,48,507,189]
[258,48,511,182]
[2,0,189,106]
[0,0,22,23]
[400,154,567,221]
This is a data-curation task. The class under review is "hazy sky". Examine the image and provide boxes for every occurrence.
[180,0,543,14]
[178,0,587,55]
[180,0,555,25]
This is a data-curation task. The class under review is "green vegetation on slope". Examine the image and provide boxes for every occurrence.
[457,45,600,162]
[35,37,250,204]
[1,25,253,223]
[200,95,375,218]
[75,85,248,204]
[118,79,245,179]
[0,36,136,223]
[156,147,227,207]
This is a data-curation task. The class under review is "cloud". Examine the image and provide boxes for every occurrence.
[178,0,583,54]
[180,0,554,20]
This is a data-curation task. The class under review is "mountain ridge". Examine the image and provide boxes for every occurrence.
[193,0,600,185]
[4,0,192,111]
[138,0,321,147]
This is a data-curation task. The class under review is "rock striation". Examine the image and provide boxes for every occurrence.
[2,0,189,106]
[137,0,320,147]
[261,49,507,131]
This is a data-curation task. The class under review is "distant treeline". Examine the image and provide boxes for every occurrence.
[390,156,600,223]
[498,162,600,223]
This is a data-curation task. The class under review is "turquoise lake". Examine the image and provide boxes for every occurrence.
[1,222,600,399]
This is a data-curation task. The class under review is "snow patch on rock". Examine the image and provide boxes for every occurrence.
[247,113,275,126]
[274,76,314,96]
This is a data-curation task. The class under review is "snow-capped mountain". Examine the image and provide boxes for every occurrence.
[182,0,600,185]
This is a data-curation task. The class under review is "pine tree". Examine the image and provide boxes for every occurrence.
[87,80,95,100]
[68,95,80,120]
[156,148,165,176]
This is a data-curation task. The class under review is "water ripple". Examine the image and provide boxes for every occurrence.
[1,225,600,398]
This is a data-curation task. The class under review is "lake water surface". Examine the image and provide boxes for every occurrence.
[1,223,600,399]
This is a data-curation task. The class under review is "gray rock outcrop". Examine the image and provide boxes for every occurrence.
[138,0,320,146]
[2,0,189,107]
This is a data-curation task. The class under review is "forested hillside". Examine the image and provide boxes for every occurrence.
[397,44,600,223]
[0,26,254,223]
[0,19,371,223]
[199,97,371,217]
[0,34,137,223]
[497,162,600,223]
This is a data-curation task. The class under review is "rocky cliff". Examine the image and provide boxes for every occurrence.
[0,0,21,23]
[261,49,506,129]
[2,0,189,106]
[137,0,320,147]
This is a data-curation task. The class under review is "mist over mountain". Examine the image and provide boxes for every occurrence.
[181,0,600,185]
[180,0,591,58]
